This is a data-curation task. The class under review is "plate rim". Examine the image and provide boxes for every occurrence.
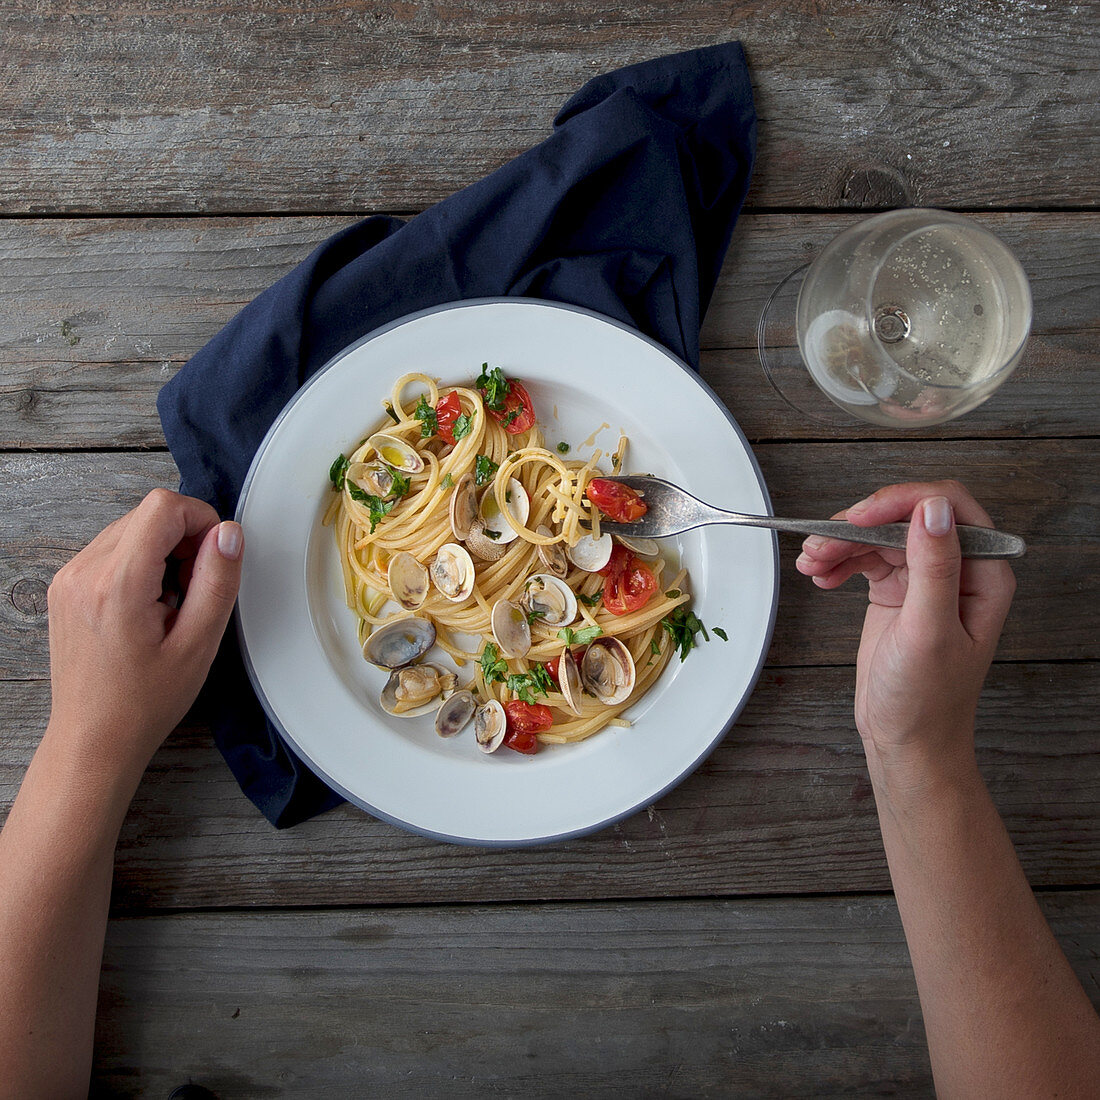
[234,296,779,846]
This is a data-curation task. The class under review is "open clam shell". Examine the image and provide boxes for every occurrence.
[362,616,436,669]
[557,649,584,716]
[479,477,529,544]
[474,699,507,753]
[380,663,456,717]
[520,574,577,629]
[435,690,477,738]
[449,471,479,541]
[491,598,532,659]
[567,531,613,572]
[366,432,425,474]
[580,636,636,706]
[346,462,396,499]
[430,543,476,602]
[387,551,429,611]
[535,525,569,578]
[465,520,508,562]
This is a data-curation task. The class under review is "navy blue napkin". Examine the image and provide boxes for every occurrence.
[158,42,756,827]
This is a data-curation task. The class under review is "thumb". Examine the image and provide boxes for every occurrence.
[902,496,962,631]
[171,521,244,658]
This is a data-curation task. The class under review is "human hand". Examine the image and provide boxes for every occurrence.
[46,488,243,781]
[795,481,1015,778]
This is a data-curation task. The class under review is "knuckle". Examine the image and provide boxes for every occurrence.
[921,554,961,584]
[142,487,179,516]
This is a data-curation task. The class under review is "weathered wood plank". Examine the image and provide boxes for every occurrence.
[3,665,1097,908]
[90,892,1100,1098]
[0,441,1094,680]
[2,1,1097,215]
[1,213,1096,448]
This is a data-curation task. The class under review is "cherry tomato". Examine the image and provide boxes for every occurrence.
[543,657,561,686]
[503,700,553,753]
[598,543,633,581]
[599,547,658,616]
[586,478,648,523]
[491,381,536,435]
[434,390,462,445]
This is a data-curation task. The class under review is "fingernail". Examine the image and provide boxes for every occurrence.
[217,521,243,560]
[923,497,953,537]
[795,552,813,571]
[846,496,872,515]
[802,536,828,553]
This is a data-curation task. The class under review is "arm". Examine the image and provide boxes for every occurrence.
[0,489,243,1099]
[797,481,1100,1098]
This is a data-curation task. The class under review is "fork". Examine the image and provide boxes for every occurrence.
[585,476,1026,559]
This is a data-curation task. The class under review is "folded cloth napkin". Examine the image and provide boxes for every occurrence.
[158,42,756,827]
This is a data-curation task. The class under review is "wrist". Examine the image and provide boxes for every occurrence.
[40,718,152,813]
[863,734,983,811]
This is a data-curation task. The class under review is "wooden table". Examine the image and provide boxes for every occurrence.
[2,2,1097,1095]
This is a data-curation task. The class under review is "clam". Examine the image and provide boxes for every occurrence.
[387,551,429,611]
[479,477,529,544]
[449,471,479,541]
[464,520,507,563]
[347,462,396,498]
[473,699,507,753]
[557,648,584,716]
[615,534,660,559]
[362,616,436,669]
[535,524,569,578]
[520,574,577,629]
[366,432,424,474]
[430,543,476,602]
[567,531,613,572]
[435,690,477,738]
[380,663,456,717]
[580,636,636,706]
[491,598,531,659]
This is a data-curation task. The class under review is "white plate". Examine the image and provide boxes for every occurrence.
[235,299,778,845]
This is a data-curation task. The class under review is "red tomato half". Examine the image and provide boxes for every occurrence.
[586,478,648,523]
[598,543,633,581]
[598,546,658,616]
[490,381,536,435]
[543,657,561,686]
[503,700,553,753]
[434,390,462,445]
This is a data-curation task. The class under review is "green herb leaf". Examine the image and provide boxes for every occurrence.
[651,639,661,655]
[329,453,349,491]
[474,454,499,487]
[484,527,502,541]
[387,465,411,498]
[413,395,438,438]
[452,413,473,441]
[660,606,710,662]
[578,589,603,607]
[557,624,603,647]
[384,402,401,425]
[526,608,547,626]
[501,407,522,429]
[479,643,508,685]
[476,363,511,412]
[713,627,729,642]
[347,484,396,533]
[665,589,682,599]
[441,473,454,489]
[556,441,570,454]
[506,664,554,704]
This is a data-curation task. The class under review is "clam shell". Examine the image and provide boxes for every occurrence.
[387,551,428,611]
[614,534,660,559]
[520,574,577,629]
[567,532,613,572]
[535,525,569,578]
[465,520,507,562]
[479,477,529,544]
[474,699,507,753]
[435,690,477,738]
[580,636,636,706]
[346,462,395,498]
[557,649,584,716]
[362,616,436,669]
[491,598,532,659]
[430,543,475,602]
[380,663,456,717]
[366,432,425,474]
[449,471,479,541]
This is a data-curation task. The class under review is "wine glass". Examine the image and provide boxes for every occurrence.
[757,209,1032,428]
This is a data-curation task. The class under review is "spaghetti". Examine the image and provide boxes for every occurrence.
[324,369,693,753]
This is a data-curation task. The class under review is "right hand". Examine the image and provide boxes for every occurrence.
[795,481,1016,777]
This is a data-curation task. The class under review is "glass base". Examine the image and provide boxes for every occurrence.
[756,265,864,428]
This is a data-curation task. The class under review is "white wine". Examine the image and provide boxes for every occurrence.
[795,211,1031,427]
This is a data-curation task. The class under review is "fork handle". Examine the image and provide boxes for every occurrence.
[735,516,1026,559]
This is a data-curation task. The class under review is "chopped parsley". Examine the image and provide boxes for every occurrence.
[479,643,508,685]
[660,606,712,662]
[452,413,474,441]
[347,484,396,534]
[665,589,682,599]
[328,453,350,491]
[413,395,437,438]
[577,589,602,608]
[476,363,511,412]
[526,608,547,626]
[556,441,570,454]
[441,473,454,489]
[557,624,603,647]
[506,665,554,704]
[713,627,729,642]
[384,402,401,424]
[474,454,499,487]
[483,527,502,541]
[647,637,661,666]
[387,465,411,498]
[501,407,522,429]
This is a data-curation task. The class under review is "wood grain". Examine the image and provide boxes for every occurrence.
[1,213,1096,449]
[1,440,1094,680]
[90,891,1100,1097]
[3,665,1096,909]
[2,2,1097,215]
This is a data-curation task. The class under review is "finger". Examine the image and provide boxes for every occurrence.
[115,490,222,600]
[169,521,244,661]
[808,551,897,589]
[845,480,995,529]
[900,496,962,633]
